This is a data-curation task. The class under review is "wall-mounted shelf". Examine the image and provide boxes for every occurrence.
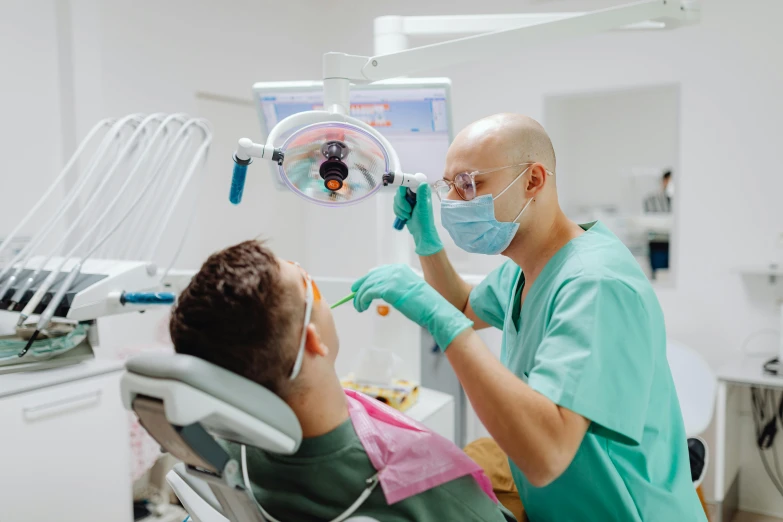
[736,266,783,369]
[736,265,783,283]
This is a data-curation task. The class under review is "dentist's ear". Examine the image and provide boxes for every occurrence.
[304,324,329,357]
[525,164,548,196]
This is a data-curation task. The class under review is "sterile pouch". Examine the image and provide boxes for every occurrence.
[344,388,497,505]
[0,323,88,364]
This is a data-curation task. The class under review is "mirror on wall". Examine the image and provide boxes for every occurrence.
[545,84,679,284]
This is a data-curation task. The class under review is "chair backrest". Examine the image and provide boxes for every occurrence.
[666,340,717,437]
[122,353,304,522]
[125,354,382,522]
[121,353,303,456]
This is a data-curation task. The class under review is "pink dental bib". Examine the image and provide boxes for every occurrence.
[344,388,498,505]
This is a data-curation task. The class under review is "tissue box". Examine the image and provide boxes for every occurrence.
[341,377,420,412]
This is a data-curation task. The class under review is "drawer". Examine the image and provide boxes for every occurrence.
[0,371,133,522]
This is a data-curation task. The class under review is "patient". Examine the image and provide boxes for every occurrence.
[169,240,513,522]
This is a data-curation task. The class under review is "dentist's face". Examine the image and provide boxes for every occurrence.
[444,123,531,224]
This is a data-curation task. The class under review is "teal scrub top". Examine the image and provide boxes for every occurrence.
[469,222,706,522]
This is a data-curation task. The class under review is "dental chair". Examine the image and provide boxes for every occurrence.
[121,353,380,522]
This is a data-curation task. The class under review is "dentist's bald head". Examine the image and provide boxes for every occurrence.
[446,113,556,179]
[443,114,559,231]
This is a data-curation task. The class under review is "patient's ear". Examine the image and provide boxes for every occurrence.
[304,324,329,357]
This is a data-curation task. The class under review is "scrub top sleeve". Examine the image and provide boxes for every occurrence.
[468,260,520,331]
[526,277,655,445]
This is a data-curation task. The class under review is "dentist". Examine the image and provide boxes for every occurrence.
[351,114,705,522]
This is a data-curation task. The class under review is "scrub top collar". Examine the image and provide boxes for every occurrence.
[510,221,601,331]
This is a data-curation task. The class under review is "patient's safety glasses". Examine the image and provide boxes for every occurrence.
[287,261,321,380]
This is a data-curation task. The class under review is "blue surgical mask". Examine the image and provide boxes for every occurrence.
[440,167,533,255]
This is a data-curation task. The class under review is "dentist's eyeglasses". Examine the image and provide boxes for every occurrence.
[432,172,478,201]
[431,163,553,202]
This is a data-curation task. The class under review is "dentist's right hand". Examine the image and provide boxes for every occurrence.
[352,264,473,351]
[394,184,443,256]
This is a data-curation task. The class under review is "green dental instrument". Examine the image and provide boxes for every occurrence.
[330,292,356,309]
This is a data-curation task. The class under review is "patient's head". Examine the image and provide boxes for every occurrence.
[169,240,339,399]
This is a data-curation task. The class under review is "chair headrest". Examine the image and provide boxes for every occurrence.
[122,353,302,454]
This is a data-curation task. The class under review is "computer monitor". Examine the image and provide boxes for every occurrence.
[253,78,453,189]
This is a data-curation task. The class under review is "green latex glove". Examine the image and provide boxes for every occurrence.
[352,264,473,351]
[394,184,443,256]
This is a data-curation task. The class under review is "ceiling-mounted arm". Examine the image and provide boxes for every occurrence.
[323,0,693,110]
[375,9,687,41]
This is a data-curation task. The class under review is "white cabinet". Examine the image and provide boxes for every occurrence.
[0,363,132,522]
[406,387,455,443]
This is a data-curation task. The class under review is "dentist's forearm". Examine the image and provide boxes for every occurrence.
[445,329,589,487]
[420,251,488,328]
[419,250,472,312]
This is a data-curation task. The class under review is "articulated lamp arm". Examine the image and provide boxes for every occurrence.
[323,0,690,110]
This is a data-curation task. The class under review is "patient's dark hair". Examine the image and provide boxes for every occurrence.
[169,240,300,396]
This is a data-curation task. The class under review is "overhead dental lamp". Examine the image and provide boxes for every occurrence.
[231,0,698,229]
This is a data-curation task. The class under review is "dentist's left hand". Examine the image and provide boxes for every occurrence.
[352,265,473,351]
[394,184,443,256]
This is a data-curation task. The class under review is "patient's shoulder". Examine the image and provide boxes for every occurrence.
[399,474,511,521]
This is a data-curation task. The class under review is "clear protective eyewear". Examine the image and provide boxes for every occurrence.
[432,162,554,202]
[287,261,321,380]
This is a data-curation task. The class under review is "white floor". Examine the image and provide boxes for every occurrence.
[729,511,783,522]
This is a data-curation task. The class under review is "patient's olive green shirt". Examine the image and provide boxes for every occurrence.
[222,419,514,522]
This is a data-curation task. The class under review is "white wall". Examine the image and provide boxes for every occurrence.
[0,1,64,246]
[60,0,323,266]
[6,0,783,514]
[546,85,679,215]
